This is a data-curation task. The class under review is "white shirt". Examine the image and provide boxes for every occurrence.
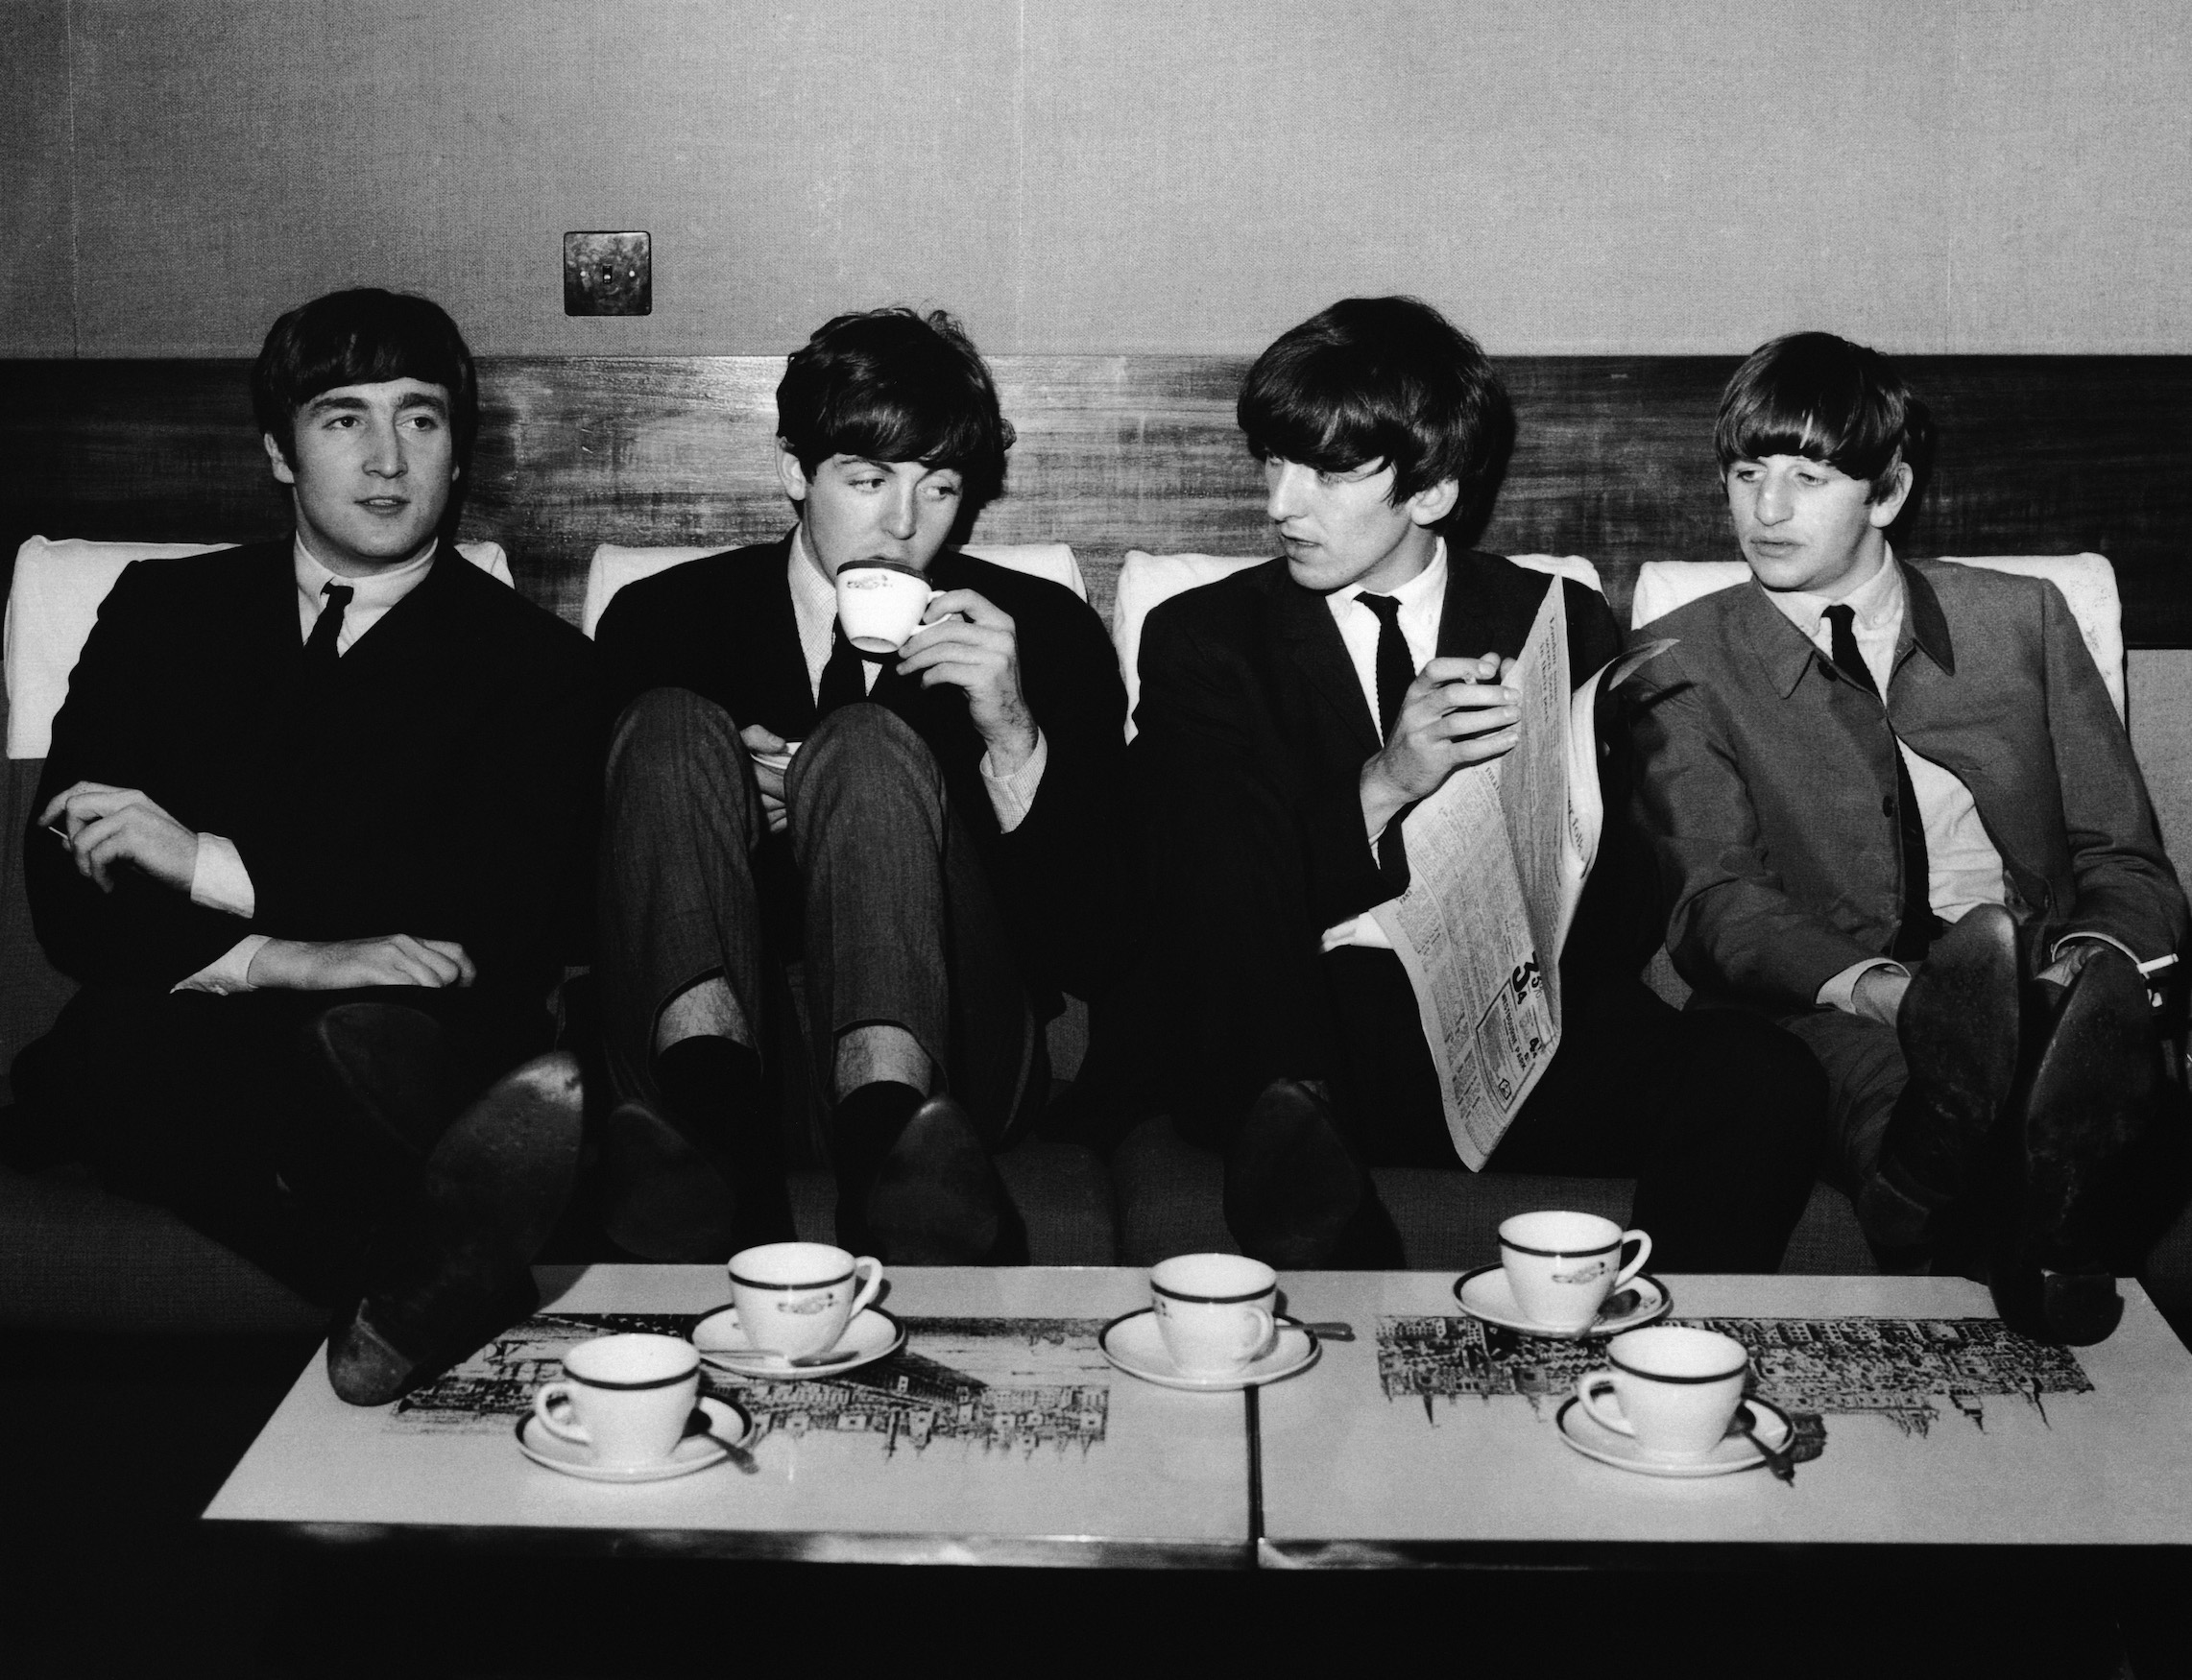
[784,525,1048,831]
[1319,540,1448,952]
[1766,549,2154,1009]
[173,535,438,994]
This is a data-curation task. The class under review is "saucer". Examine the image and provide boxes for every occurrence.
[517,1395,750,1483]
[1452,1264,1672,1339]
[1554,1394,1796,1479]
[1097,1308,1320,1391]
[690,1304,906,1380]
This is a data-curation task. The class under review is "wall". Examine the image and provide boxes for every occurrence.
[4,0,2188,359]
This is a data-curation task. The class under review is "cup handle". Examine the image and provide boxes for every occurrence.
[1241,1307,1277,1362]
[847,1256,885,1320]
[532,1381,590,1447]
[1575,1372,1633,1436]
[1615,1230,1652,1288]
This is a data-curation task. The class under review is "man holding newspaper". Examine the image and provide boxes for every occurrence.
[1123,297,1825,1270]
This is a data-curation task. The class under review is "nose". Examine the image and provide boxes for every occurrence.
[879,479,918,545]
[1753,468,1792,524]
[362,415,405,478]
[1265,460,1311,522]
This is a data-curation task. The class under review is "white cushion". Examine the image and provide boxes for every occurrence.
[5,537,514,759]
[580,540,1087,639]
[1112,549,1603,742]
[1630,554,2126,721]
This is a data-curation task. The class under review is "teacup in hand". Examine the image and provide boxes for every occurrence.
[835,561,940,654]
[729,1240,884,1360]
[1498,1210,1651,1332]
[1574,1325,1748,1460]
[532,1332,701,1468]
[1150,1253,1278,1378]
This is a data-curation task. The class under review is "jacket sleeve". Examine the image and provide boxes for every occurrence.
[1628,647,1889,1011]
[25,564,268,987]
[2040,580,2189,959]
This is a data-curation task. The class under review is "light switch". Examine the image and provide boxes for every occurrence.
[563,231,652,317]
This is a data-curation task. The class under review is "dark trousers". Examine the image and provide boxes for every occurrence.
[596,689,1038,1155]
[25,981,547,1306]
[1143,745,1826,1271]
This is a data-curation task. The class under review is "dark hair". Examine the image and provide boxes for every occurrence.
[1714,331,1933,503]
[776,307,1014,507]
[252,288,479,471]
[1237,296,1514,525]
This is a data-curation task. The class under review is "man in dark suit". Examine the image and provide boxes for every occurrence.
[1630,331,2187,1340]
[592,307,1124,1264]
[22,289,600,1403]
[1124,297,1826,1269]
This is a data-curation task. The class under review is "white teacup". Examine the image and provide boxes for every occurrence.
[531,1332,701,1468]
[835,561,940,653]
[728,1240,885,1360]
[1150,1253,1278,1377]
[1498,1210,1651,1332]
[1575,1325,1750,1460]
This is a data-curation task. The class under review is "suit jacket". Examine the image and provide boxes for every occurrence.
[1629,559,2188,1014]
[28,540,603,1008]
[1132,550,1656,1001]
[593,535,1128,1003]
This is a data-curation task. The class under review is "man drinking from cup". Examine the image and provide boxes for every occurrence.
[592,307,1126,1264]
[1114,296,1828,1272]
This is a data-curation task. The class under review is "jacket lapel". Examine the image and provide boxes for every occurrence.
[1272,567,1381,756]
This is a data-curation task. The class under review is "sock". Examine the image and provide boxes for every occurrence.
[653,1036,793,1247]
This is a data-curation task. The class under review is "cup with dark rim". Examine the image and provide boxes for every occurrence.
[728,1240,884,1360]
[1573,1325,1749,1459]
[1149,1253,1279,1377]
[1498,1210,1652,1331]
[531,1332,701,1467]
[834,560,941,653]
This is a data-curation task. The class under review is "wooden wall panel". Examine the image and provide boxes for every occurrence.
[6,355,2187,643]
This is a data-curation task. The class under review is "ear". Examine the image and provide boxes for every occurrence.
[1867,457,1914,529]
[262,432,297,486]
[774,440,811,504]
[1406,477,1461,529]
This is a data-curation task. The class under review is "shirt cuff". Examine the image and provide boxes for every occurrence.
[172,935,272,996]
[2053,931,2176,976]
[1819,957,1907,1014]
[980,729,1048,835]
[188,832,256,918]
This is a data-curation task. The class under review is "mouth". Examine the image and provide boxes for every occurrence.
[357,496,411,515]
[1746,537,1799,558]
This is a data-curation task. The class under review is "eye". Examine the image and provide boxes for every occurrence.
[924,481,962,500]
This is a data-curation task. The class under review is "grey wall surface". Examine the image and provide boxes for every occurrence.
[5,0,2188,358]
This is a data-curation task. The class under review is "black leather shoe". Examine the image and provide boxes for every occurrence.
[1990,1257,2125,1347]
[291,1003,449,1210]
[860,1094,1024,1264]
[1867,904,2022,1244]
[1223,1078,1399,1269]
[2018,946,2156,1274]
[327,1050,584,1405]
[599,1100,740,1262]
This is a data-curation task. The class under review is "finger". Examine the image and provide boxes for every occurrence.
[38,780,124,827]
[1448,727,1522,763]
[386,933,456,988]
[1495,657,1518,683]
[752,763,786,801]
[1433,705,1522,742]
[738,723,787,753]
[1417,657,1501,685]
[898,621,1008,667]
[923,588,1008,628]
[1422,680,1519,710]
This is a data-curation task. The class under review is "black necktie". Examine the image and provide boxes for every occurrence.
[304,582,354,671]
[816,620,870,716]
[1358,592,1414,743]
[1359,592,1414,882]
[1825,603,1938,961]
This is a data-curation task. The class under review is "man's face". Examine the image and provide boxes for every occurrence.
[1265,457,1457,595]
[1725,453,1909,599]
[777,449,965,580]
[264,378,457,577]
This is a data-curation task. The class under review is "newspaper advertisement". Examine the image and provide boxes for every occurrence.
[1369,581,1670,1167]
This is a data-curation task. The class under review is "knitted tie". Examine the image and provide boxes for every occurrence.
[1359,592,1415,880]
[304,582,354,671]
[1357,592,1414,743]
[816,619,871,716]
[1824,603,1938,961]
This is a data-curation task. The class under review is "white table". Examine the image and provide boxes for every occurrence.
[205,1264,1256,1567]
[1256,1272,2192,1568]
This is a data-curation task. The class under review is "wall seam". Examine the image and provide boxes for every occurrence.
[63,0,82,357]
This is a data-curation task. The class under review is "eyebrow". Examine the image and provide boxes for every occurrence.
[301,391,449,417]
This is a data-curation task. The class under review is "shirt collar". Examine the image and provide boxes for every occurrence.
[786,521,837,619]
[1336,536,1447,612]
[293,532,438,615]
[1764,542,1901,640]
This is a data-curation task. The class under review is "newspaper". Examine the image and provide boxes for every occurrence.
[1369,583,1671,1167]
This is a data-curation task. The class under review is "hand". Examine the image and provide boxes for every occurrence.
[739,723,793,835]
[2035,936,2110,992]
[1852,965,1911,1028]
[38,780,199,895]
[1360,653,1521,835]
[247,934,477,991]
[896,589,1039,775]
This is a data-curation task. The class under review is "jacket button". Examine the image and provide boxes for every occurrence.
[1882,795,1895,817]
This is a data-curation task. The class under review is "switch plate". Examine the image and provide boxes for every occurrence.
[563,230,652,316]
